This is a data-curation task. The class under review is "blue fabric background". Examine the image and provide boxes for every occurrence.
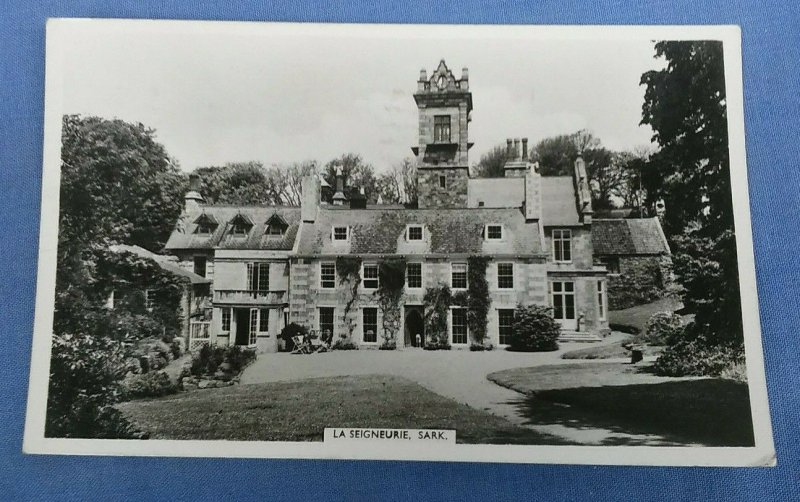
[1,1,798,500]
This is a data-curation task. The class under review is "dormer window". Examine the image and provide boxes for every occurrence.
[194,213,217,235]
[229,213,253,237]
[332,226,349,242]
[485,224,503,241]
[265,213,288,237]
[406,225,424,241]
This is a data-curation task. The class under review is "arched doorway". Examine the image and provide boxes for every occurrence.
[404,306,425,348]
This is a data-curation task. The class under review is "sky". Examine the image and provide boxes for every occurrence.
[58,22,666,173]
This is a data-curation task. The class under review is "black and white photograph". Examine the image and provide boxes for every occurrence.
[24,20,773,465]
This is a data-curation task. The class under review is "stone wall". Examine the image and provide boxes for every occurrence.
[606,254,672,310]
[417,168,469,208]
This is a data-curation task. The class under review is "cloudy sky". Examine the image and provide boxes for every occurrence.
[57,22,665,173]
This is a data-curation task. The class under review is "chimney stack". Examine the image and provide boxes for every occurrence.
[301,175,321,222]
[184,173,205,213]
[513,139,520,159]
[506,138,513,157]
[522,138,528,159]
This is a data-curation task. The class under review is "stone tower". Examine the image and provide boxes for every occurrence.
[412,60,472,208]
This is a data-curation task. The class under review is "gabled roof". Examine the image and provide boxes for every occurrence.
[165,206,302,251]
[295,207,542,256]
[466,176,581,226]
[109,244,211,284]
[266,212,288,228]
[194,212,218,225]
[592,218,671,255]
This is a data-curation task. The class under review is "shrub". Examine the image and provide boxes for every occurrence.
[189,344,256,379]
[720,362,748,383]
[643,311,684,345]
[332,339,359,350]
[379,339,397,350]
[508,304,560,352]
[168,338,183,359]
[423,340,451,351]
[46,333,140,439]
[609,323,641,335]
[226,345,257,374]
[470,343,493,352]
[190,344,226,376]
[121,371,178,400]
[279,323,308,352]
[653,339,745,377]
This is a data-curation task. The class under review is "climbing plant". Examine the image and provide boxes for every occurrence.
[423,284,452,350]
[376,257,406,349]
[336,256,362,342]
[466,256,491,346]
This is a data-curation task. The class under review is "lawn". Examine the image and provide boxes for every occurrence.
[488,362,754,446]
[608,296,683,332]
[118,374,571,445]
[561,335,664,360]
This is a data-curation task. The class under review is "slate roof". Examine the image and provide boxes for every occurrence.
[295,207,543,256]
[592,218,670,256]
[164,206,301,251]
[467,176,581,226]
[109,244,211,284]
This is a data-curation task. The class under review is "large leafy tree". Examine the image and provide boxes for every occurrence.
[474,143,510,178]
[640,40,741,346]
[323,153,379,203]
[60,115,187,252]
[376,157,418,205]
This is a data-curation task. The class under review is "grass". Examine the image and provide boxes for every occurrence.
[488,362,754,446]
[118,374,571,445]
[561,336,664,360]
[608,296,683,332]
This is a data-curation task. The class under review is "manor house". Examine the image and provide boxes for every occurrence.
[164,60,662,352]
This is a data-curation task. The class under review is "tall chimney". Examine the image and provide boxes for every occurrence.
[522,138,528,159]
[506,138,513,157]
[513,139,520,159]
[184,173,204,213]
[301,175,321,222]
[332,165,347,206]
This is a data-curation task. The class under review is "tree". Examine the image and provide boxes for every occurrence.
[279,161,318,206]
[640,41,741,355]
[60,115,187,252]
[376,157,418,204]
[323,153,378,203]
[474,143,510,178]
[194,162,279,205]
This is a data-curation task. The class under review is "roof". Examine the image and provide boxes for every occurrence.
[295,207,542,256]
[109,244,211,284]
[592,218,671,255]
[541,177,580,226]
[164,206,302,251]
[467,176,581,226]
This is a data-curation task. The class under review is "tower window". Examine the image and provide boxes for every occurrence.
[439,175,447,189]
[434,115,451,143]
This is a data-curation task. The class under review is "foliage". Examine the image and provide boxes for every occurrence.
[331,339,359,350]
[60,115,186,252]
[720,363,748,383]
[469,343,494,352]
[189,345,256,379]
[508,304,560,352]
[642,311,684,345]
[423,285,452,349]
[376,157,418,205]
[608,323,641,335]
[653,338,745,377]
[323,153,379,204]
[279,322,309,351]
[121,371,179,400]
[474,143,511,178]
[466,256,491,345]
[336,256,363,340]
[192,160,318,206]
[46,333,139,438]
[641,41,743,375]
[377,257,407,347]
[130,338,174,374]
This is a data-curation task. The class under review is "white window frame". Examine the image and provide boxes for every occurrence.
[496,262,515,290]
[221,307,231,332]
[450,307,469,345]
[485,224,504,241]
[406,262,423,290]
[597,280,607,321]
[361,307,379,344]
[318,306,336,339]
[320,262,336,289]
[331,225,350,242]
[247,262,270,292]
[552,229,573,263]
[406,224,424,242]
[248,308,259,345]
[362,263,379,290]
[451,262,468,290]
[497,308,515,346]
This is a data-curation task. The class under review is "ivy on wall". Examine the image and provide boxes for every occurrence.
[466,256,491,346]
[376,257,407,349]
[335,256,362,342]
[423,284,452,349]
